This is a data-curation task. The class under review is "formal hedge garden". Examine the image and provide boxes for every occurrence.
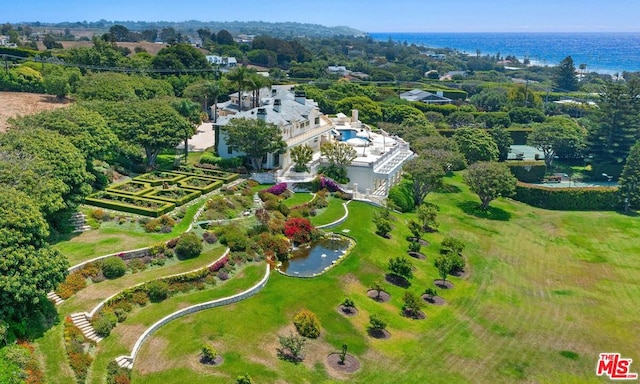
[85,168,238,217]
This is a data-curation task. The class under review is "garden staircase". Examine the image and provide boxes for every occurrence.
[115,356,134,369]
[46,291,64,306]
[70,313,103,343]
[70,212,91,233]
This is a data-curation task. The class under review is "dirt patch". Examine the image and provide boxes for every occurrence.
[113,323,147,349]
[385,273,411,288]
[401,309,426,320]
[366,289,391,302]
[0,92,71,132]
[325,353,360,374]
[367,328,391,339]
[408,251,426,260]
[421,294,446,306]
[135,335,173,374]
[337,305,358,316]
[434,279,455,289]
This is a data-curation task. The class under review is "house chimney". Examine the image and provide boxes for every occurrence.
[351,109,359,122]
[271,88,277,96]
[257,108,267,121]
[294,91,306,105]
[273,99,282,113]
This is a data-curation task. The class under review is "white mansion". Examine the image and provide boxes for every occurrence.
[213,85,414,196]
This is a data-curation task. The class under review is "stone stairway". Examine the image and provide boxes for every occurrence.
[46,291,64,306]
[115,355,134,369]
[70,313,103,343]
[70,212,91,233]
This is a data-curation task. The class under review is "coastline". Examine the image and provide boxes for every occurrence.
[368,31,640,74]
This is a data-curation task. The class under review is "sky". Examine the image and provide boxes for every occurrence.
[4,0,640,33]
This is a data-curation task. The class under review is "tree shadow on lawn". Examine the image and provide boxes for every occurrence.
[438,184,462,194]
[457,201,511,221]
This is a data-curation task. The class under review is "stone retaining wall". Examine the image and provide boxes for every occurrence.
[316,201,351,229]
[121,263,270,366]
[87,249,230,319]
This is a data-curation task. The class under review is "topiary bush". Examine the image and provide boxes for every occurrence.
[175,232,203,259]
[293,309,321,339]
[102,257,127,279]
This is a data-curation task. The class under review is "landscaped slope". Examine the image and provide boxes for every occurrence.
[131,175,640,384]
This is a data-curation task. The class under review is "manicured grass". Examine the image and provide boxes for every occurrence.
[310,197,346,226]
[53,200,205,266]
[87,263,265,384]
[125,174,640,383]
[282,192,314,207]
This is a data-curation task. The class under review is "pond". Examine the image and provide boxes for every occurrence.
[279,236,352,277]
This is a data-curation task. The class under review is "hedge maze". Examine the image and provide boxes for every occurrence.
[86,168,238,217]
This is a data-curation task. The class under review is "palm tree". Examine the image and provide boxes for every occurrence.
[248,73,271,109]
[226,66,254,111]
[173,99,202,163]
[579,63,587,81]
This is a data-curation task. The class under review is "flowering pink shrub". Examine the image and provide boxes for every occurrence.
[265,183,288,196]
[208,256,229,273]
[284,217,314,244]
[320,177,342,193]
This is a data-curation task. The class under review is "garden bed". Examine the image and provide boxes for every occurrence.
[85,192,175,217]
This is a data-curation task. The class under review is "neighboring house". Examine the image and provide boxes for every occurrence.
[327,65,349,77]
[399,89,453,104]
[214,85,334,171]
[0,36,17,48]
[205,55,238,71]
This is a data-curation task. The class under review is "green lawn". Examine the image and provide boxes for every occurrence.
[282,192,314,207]
[129,175,640,384]
[53,200,205,266]
[87,263,265,384]
[33,173,640,384]
[310,197,347,227]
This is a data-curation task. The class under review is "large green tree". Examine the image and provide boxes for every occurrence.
[152,43,210,71]
[91,99,193,167]
[464,161,517,210]
[554,56,579,91]
[585,79,640,177]
[528,116,586,167]
[489,125,514,162]
[9,105,118,161]
[0,128,92,221]
[0,186,68,325]
[319,141,358,183]
[402,156,445,206]
[224,118,286,171]
[453,127,499,164]
[619,141,640,211]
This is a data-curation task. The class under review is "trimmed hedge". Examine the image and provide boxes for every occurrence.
[506,128,533,145]
[507,161,546,183]
[85,192,175,217]
[177,166,239,182]
[178,177,224,193]
[514,183,619,211]
[106,181,154,196]
[132,171,187,186]
[143,187,202,206]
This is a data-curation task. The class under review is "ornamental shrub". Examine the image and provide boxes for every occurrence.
[284,217,314,244]
[208,256,229,273]
[175,232,202,259]
[93,311,117,337]
[102,257,127,279]
[293,309,321,339]
[265,183,288,196]
[320,177,342,192]
[146,280,169,302]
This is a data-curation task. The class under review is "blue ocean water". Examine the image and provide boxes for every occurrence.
[369,32,640,74]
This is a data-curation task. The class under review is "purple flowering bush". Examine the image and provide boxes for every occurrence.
[265,183,288,196]
[320,177,342,193]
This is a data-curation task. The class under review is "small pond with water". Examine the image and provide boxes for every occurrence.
[279,237,352,277]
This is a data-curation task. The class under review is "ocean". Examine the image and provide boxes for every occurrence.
[368,32,640,74]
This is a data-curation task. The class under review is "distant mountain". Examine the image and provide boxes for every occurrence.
[23,20,365,38]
